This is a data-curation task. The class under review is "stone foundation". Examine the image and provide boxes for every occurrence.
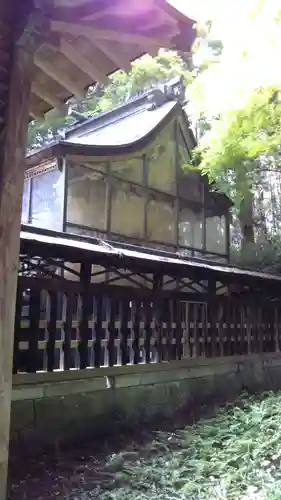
[10,353,281,454]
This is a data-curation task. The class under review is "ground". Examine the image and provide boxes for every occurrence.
[8,392,281,500]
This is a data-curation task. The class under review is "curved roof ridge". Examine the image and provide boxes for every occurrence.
[25,100,182,167]
[66,75,185,138]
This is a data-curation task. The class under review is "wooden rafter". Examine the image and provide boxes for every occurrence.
[147,47,159,57]
[59,39,109,84]
[34,51,85,98]
[30,109,45,120]
[83,5,123,21]
[51,20,169,48]
[86,37,131,73]
[152,5,180,30]
[25,0,196,120]
[32,82,68,111]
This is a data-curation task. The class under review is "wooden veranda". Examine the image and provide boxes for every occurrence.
[0,0,196,496]
[15,226,281,375]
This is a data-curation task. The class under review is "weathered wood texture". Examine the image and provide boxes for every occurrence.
[13,227,281,377]
[0,46,32,497]
[0,7,50,496]
[26,0,196,119]
[13,273,281,374]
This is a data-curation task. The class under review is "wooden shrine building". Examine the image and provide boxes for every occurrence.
[3,0,281,495]
[24,77,231,261]
[0,0,196,495]
[15,76,281,379]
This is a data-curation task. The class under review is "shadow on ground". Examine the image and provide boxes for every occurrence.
[8,392,229,500]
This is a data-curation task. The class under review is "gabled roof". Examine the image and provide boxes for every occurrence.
[26,78,195,168]
[67,101,176,147]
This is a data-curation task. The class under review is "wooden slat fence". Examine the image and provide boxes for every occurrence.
[13,277,281,373]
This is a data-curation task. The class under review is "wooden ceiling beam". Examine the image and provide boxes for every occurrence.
[87,38,131,73]
[59,38,109,84]
[83,5,120,21]
[91,28,169,47]
[30,109,45,121]
[31,82,67,112]
[53,0,85,6]
[146,47,159,57]
[136,8,178,33]
[81,1,157,22]
[34,52,85,98]
[51,21,168,48]
[154,6,180,30]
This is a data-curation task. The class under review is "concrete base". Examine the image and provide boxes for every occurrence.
[10,354,281,455]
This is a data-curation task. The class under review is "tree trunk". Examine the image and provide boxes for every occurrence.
[239,193,255,249]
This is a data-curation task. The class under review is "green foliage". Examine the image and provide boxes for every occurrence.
[67,392,281,500]
[27,109,74,151]
[187,4,281,256]
[231,238,281,271]
[190,86,281,204]
[193,19,224,65]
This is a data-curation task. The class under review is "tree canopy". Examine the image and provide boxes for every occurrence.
[184,1,281,266]
[194,86,281,201]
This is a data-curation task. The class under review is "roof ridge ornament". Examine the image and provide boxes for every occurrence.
[147,75,186,110]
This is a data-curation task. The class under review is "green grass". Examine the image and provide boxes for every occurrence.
[92,392,281,500]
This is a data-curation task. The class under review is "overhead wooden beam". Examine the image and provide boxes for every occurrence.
[53,0,83,6]
[153,5,180,31]
[93,29,168,47]
[87,37,131,73]
[34,52,85,98]
[54,22,132,72]
[30,108,45,121]
[151,48,161,57]
[145,47,159,58]
[137,8,178,33]
[59,38,109,84]
[83,5,120,21]
[0,6,50,498]
[51,20,168,48]
[32,81,68,112]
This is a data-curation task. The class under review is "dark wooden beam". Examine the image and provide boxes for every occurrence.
[143,154,148,241]
[0,5,50,496]
[174,120,180,249]
[225,210,231,262]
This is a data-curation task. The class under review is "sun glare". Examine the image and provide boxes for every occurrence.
[170,0,281,117]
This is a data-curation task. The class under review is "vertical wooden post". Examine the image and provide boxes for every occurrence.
[105,161,112,237]
[61,157,68,232]
[225,209,231,262]
[202,181,207,255]
[153,272,163,362]
[0,8,49,496]
[208,276,217,358]
[143,154,148,240]
[78,261,92,368]
[174,121,180,249]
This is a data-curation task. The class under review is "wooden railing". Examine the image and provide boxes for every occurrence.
[13,275,281,374]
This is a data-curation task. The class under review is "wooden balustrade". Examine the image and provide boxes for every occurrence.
[13,275,281,374]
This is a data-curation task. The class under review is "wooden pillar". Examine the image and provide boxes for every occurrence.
[0,7,49,497]
[174,120,180,249]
